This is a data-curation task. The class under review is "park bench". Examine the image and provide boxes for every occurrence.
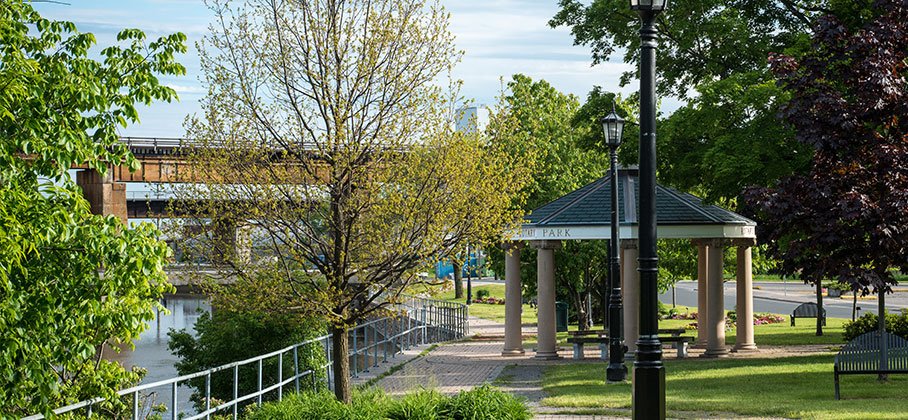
[566,328,692,359]
[566,336,610,360]
[834,331,908,400]
[790,302,826,326]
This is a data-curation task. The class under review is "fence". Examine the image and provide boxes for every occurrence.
[23,295,468,420]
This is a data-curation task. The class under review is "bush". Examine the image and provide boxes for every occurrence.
[843,309,908,341]
[441,384,531,420]
[246,385,530,420]
[387,389,445,420]
[168,309,326,411]
[476,289,490,299]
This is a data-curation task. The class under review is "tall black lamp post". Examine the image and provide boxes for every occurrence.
[601,105,627,383]
[630,0,667,418]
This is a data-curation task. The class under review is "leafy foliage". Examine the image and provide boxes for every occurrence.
[843,310,908,341]
[0,1,184,416]
[168,306,326,411]
[245,386,530,420]
[486,75,609,328]
[172,0,528,403]
[745,0,908,295]
[551,0,824,204]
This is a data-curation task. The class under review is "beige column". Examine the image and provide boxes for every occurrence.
[694,240,709,348]
[502,241,525,356]
[703,240,729,357]
[734,241,758,352]
[621,239,639,354]
[533,240,561,360]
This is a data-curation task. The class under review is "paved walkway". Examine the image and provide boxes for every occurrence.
[353,315,630,419]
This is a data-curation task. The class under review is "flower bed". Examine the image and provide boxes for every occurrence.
[473,296,505,305]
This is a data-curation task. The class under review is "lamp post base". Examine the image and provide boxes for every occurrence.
[606,363,628,383]
[632,365,665,419]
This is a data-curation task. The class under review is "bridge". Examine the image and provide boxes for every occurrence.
[75,137,333,220]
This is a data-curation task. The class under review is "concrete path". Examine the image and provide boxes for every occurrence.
[355,315,629,419]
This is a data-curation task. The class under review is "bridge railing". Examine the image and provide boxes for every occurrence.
[23,294,467,420]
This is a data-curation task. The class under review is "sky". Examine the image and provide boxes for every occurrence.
[34,0,658,138]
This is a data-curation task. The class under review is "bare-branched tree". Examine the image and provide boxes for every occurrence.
[170,0,529,402]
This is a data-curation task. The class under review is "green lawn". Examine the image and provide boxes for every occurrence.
[419,283,538,326]
[541,354,908,419]
[659,305,848,346]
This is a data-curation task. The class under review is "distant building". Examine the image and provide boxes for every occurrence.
[455,106,490,134]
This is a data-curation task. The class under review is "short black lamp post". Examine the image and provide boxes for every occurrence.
[630,0,667,418]
[601,105,627,383]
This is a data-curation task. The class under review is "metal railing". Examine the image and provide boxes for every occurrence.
[23,295,467,420]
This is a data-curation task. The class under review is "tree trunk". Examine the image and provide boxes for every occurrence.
[453,261,463,299]
[852,290,858,321]
[331,324,352,403]
[815,281,824,336]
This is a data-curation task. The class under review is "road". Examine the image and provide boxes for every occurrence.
[660,280,908,319]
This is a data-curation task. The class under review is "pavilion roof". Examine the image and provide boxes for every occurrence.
[514,167,756,241]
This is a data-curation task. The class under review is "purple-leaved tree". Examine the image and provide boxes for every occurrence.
[744,0,908,336]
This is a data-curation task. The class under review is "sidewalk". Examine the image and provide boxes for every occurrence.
[355,316,629,419]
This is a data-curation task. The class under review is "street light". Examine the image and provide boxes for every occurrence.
[601,104,627,383]
[631,0,667,418]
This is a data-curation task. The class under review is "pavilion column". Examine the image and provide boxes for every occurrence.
[703,239,729,357]
[533,240,561,360]
[734,240,758,352]
[621,239,639,355]
[502,241,525,356]
[694,240,709,348]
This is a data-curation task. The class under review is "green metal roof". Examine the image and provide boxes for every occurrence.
[526,168,754,227]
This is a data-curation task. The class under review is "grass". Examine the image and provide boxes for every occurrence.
[417,283,538,326]
[541,354,908,419]
[659,305,849,346]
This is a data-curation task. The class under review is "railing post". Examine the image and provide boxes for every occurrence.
[383,318,389,363]
[294,345,300,393]
[233,365,239,420]
[278,351,284,401]
[133,391,139,420]
[205,372,211,419]
[325,336,333,391]
[373,322,379,368]
[171,382,178,420]
[257,359,263,406]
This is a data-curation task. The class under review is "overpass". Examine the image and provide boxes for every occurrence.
[75,137,332,220]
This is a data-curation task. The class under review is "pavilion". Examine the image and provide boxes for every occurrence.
[500,167,758,359]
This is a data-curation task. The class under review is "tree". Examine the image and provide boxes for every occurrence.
[486,75,609,326]
[744,0,908,335]
[0,1,185,415]
[175,0,527,403]
[551,0,824,204]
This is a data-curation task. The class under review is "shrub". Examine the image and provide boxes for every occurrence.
[476,289,490,299]
[441,384,531,420]
[168,309,326,411]
[246,385,530,420]
[387,389,445,420]
[843,309,908,341]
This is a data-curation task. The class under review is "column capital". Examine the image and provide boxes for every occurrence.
[620,238,638,250]
[530,240,562,250]
[731,238,757,248]
[501,241,525,251]
[690,238,710,247]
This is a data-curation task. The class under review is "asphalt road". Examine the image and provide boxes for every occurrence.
[660,280,907,319]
